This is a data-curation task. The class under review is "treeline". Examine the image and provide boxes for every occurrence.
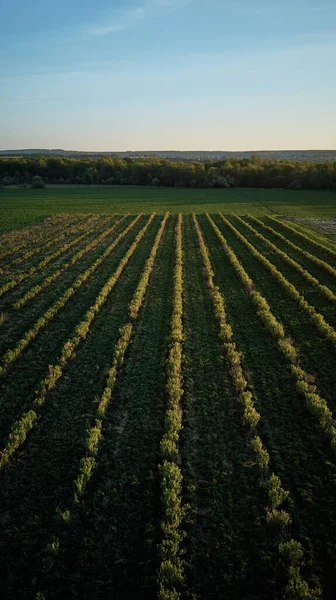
[1,155,336,189]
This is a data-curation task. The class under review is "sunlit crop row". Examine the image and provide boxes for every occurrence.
[0,216,141,374]
[219,214,336,345]
[0,215,154,468]
[234,215,335,302]
[0,215,110,298]
[269,217,336,260]
[13,216,124,309]
[249,215,336,278]
[0,214,84,261]
[8,214,100,268]
[205,214,322,597]
[158,214,185,600]
[208,214,336,451]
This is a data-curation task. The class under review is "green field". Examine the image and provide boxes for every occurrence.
[0,211,335,598]
[1,186,336,234]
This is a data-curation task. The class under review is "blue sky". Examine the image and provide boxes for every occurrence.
[1,0,335,150]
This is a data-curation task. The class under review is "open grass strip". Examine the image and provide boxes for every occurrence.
[0,216,112,299]
[7,214,100,267]
[13,216,125,310]
[268,217,336,261]
[207,214,336,452]
[0,215,142,376]
[234,215,336,302]
[193,213,320,598]
[0,214,85,262]
[157,213,185,600]
[248,215,336,279]
[219,214,336,347]
[0,214,155,468]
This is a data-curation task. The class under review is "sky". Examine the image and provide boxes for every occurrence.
[0,0,336,151]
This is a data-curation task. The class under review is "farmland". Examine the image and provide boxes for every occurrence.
[1,186,336,233]
[0,208,336,599]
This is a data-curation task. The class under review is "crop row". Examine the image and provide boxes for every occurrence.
[233,215,335,302]
[0,216,141,376]
[7,215,101,268]
[0,213,78,258]
[0,214,155,468]
[13,216,125,310]
[74,212,168,495]
[0,215,112,299]
[202,216,328,599]
[219,214,336,346]
[158,214,185,600]
[0,213,80,247]
[248,216,336,279]
[268,217,336,261]
[208,214,336,451]
[192,214,318,598]
[35,213,170,591]
[0,214,86,263]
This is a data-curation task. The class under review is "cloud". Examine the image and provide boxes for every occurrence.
[86,0,194,37]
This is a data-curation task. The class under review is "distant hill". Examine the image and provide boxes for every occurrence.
[1,149,336,162]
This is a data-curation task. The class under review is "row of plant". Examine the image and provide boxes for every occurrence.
[218,214,336,346]
[0,213,79,247]
[12,216,125,310]
[193,213,319,599]
[0,214,86,263]
[207,214,336,452]
[0,216,112,298]
[74,212,168,497]
[0,213,81,258]
[233,215,336,302]
[268,217,336,261]
[7,214,100,268]
[157,213,185,600]
[248,215,336,279]
[0,214,155,468]
[0,216,142,376]
[33,213,170,594]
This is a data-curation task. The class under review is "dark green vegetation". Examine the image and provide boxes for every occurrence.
[1,186,336,234]
[0,212,335,599]
[1,155,336,191]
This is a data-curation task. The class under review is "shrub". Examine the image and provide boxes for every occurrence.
[31,179,46,189]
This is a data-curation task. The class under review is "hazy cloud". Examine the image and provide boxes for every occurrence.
[86,0,194,37]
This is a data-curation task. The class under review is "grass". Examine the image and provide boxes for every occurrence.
[1,186,336,234]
